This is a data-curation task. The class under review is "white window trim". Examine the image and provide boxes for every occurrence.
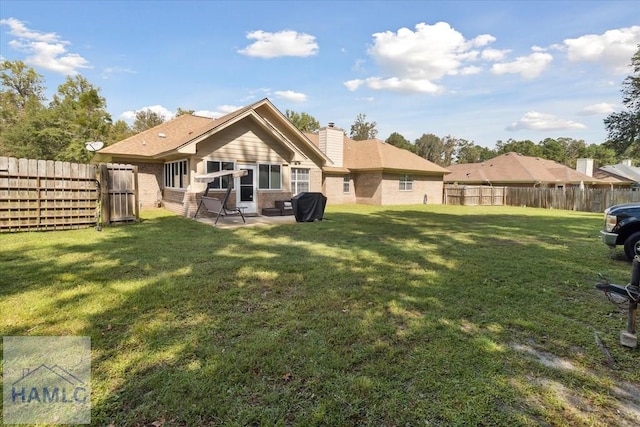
[205,159,236,189]
[164,159,189,189]
[291,167,310,195]
[399,174,413,191]
[258,163,282,190]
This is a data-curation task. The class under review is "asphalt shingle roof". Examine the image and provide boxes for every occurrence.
[445,152,601,184]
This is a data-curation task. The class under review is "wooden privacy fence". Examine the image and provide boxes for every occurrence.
[0,156,138,232]
[444,185,506,206]
[444,184,640,212]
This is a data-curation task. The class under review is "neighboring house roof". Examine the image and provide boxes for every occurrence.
[98,98,330,163]
[445,152,601,185]
[597,163,640,183]
[304,133,449,175]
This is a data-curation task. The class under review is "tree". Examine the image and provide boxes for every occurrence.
[583,144,618,169]
[285,110,320,133]
[0,61,47,156]
[0,60,45,119]
[414,133,443,163]
[107,120,133,145]
[350,113,378,140]
[385,132,413,151]
[132,110,165,133]
[495,139,541,157]
[604,45,640,157]
[539,138,566,164]
[176,107,195,117]
[455,140,496,164]
[50,75,112,162]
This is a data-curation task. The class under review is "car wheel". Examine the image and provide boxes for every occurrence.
[623,232,640,260]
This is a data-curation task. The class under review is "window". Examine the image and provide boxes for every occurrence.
[164,159,188,189]
[291,168,310,194]
[343,175,350,193]
[399,174,413,191]
[205,160,235,189]
[258,164,281,189]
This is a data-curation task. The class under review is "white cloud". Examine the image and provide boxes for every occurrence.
[120,105,175,121]
[580,102,617,115]
[563,26,640,74]
[101,66,136,79]
[491,52,553,79]
[274,90,307,102]
[0,17,91,75]
[368,22,492,81]
[481,48,510,61]
[458,65,483,76]
[507,111,586,131]
[347,22,502,95]
[238,30,318,58]
[346,76,444,94]
[194,105,242,118]
[344,79,364,91]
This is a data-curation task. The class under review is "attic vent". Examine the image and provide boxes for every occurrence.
[158,132,166,138]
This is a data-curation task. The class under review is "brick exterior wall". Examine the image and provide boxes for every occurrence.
[134,162,163,209]
[354,172,383,205]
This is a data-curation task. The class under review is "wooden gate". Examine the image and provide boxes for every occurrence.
[0,157,138,232]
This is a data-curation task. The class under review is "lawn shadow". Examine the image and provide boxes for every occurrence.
[1,206,637,426]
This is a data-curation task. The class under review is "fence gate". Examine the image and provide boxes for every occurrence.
[99,163,139,224]
[0,157,138,232]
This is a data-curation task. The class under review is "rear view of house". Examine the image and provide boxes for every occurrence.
[95,98,448,216]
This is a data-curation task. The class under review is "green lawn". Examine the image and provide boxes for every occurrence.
[1,205,638,426]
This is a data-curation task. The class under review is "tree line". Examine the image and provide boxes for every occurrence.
[1,45,638,167]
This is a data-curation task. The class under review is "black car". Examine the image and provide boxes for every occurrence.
[600,203,640,260]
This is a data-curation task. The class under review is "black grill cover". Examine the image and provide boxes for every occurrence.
[291,192,327,222]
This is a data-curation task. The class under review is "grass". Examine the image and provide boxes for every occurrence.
[1,204,638,426]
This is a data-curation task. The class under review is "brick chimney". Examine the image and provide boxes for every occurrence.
[576,158,593,177]
[319,123,344,167]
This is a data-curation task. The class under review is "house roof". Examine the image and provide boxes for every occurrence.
[304,133,449,175]
[597,163,640,183]
[98,98,330,163]
[445,152,602,184]
[99,114,214,158]
[344,139,449,174]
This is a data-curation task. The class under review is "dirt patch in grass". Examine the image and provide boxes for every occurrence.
[510,341,640,426]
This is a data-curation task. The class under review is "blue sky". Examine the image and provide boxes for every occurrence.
[1,1,638,149]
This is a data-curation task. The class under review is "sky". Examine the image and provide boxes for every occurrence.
[1,0,639,149]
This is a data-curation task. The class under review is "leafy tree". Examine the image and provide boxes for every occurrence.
[604,45,640,157]
[414,133,443,163]
[176,107,195,117]
[0,61,47,156]
[495,139,541,157]
[583,144,618,169]
[132,110,165,133]
[385,132,413,151]
[106,120,133,145]
[285,110,320,133]
[455,140,496,164]
[2,107,73,160]
[50,75,112,162]
[539,138,566,164]
[0,60,46,119]
[350,113,378,140]
[440,135,459,166]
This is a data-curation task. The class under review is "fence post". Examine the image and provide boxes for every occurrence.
[99,163,111,226]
